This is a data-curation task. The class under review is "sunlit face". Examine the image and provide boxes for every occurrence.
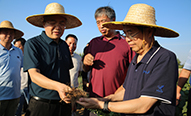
[0,29,15,45]
[14,41,24,53]
[123,26,143,54]
[43,16,66,40]
[96,15,113,37]
[65,36,77,54]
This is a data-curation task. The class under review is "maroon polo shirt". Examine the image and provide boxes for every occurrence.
[84,33,135,97]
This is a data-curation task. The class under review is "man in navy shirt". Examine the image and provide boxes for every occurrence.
[77,3,179,116]
[23,3,82,116]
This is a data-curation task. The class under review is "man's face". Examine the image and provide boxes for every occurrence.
[123,26,143,53]
[96,15,112,37]
[65,36,77,55]
[14,41,24,53]
[43,16,66,40]
[0,29,15,44]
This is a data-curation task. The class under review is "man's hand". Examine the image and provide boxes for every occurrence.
[83,53,94,66]
[76,97,103,109]
[57,84,72,104]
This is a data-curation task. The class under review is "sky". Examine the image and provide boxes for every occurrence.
[0,0,190,64]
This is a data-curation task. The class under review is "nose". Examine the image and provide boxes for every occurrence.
[125,36,132,43]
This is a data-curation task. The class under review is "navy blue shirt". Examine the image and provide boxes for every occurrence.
[23,31,73,100]
[123,41,178,116]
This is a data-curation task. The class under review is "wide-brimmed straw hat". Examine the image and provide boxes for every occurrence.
[103,3,179,37]
[26,2,82,29]
[0,20,24,39]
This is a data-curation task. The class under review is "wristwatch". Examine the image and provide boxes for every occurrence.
[103,100,110,113]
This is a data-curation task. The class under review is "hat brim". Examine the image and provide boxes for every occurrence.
[0,27,24,39]
[26,13,82,29]
[103,21,179,37]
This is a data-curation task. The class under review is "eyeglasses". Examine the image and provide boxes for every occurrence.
[46,20,66,27]
[121,31,139,40]
[96,19,109,25]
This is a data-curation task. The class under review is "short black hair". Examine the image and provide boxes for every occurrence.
[13,38,26,47]
[65,34,78,41]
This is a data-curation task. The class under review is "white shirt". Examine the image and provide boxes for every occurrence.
[70,53,82,88]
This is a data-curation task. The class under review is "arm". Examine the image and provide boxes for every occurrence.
[77,96,157,114]
[28,68,71,103]
[176,68,191,103]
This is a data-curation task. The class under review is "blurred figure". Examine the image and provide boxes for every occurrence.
[14,38,29,116]
[65,34,83,88]
[0,20,24,116]
[176,49,191,115]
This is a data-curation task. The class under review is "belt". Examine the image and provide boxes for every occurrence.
[32,96,60,104]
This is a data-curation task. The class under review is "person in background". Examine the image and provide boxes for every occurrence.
[177,49,191,115]
[0,20,24,116]
[83,6,135,99]
[77,3,179,116]
[65,34,83,88]
[14,38,30,116]
[23,3,82,116]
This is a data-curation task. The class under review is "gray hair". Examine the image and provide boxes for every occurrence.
[95,6,115,20]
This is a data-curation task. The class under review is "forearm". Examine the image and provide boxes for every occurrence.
[177,69,191,92]
[28,68,63,91]
[82,64,91,72]
[106,97,157,114]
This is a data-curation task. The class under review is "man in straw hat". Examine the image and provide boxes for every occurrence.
[77,3,179,116]
[23,2,82,116]
[0,20,24,116]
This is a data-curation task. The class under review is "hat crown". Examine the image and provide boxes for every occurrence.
[0,20,14,28]
[124,4,156,25]
[44,3,65,14]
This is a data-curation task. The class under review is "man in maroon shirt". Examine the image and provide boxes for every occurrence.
[83,6,135,98]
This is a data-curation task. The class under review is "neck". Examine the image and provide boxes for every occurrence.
[137,40,154,63]
[104,31,117,40]
[0,41,11,50]
[53,38,60,44]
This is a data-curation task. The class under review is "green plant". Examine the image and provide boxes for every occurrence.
[176,79,191,116]
[89,109,121,116]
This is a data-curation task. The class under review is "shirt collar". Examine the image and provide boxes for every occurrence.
[132,41,161,64]
[0,43,15,50]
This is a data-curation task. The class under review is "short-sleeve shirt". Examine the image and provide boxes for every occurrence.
[70,53,82,88]
[183,50,191,70]
[84,33,135,97]
[23,31,73,100]
[123,41,178,116]
[183,50,191,84]
[0,44,23,100]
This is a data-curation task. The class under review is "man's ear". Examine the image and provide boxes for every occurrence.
[147,28,154,37]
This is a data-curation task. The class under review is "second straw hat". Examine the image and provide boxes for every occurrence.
[103,3,179,37]
[26,3,82,29]
[0,20,24,39]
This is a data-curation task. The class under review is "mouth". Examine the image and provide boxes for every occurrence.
[100,29,106,33]
[53,31,61,35]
